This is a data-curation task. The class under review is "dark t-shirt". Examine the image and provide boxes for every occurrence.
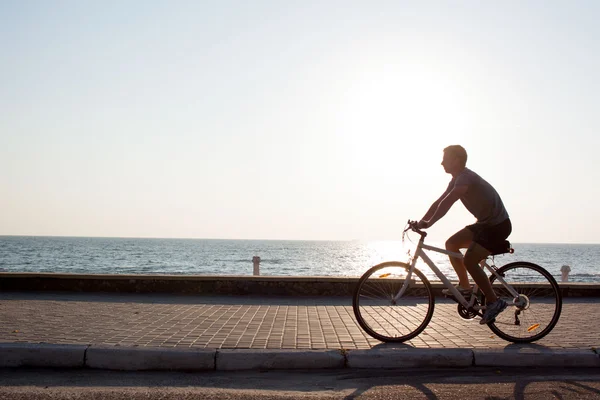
[443,168,509,226]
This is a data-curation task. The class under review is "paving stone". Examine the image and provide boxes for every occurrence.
[0,293,597,351]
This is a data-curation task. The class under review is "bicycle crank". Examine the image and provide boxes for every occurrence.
[457,304,479,320]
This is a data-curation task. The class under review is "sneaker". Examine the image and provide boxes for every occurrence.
[442,285,473,299]
[480,298,508,325]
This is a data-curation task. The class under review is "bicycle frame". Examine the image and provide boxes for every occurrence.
[394,234,520,309]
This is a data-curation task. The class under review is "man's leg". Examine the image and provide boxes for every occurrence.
[445,228,474,289]
[463,242,496,302]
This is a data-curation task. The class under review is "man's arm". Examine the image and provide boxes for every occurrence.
[421,198,442,222]
[419,185,468,228]
[421,184,454,222]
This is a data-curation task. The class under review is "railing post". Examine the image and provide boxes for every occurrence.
[252,256,261,276]
[561,265,571,282]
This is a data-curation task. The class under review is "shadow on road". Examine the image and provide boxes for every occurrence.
[1,367,600,399]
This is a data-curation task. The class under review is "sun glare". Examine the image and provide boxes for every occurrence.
[337,62,469,173]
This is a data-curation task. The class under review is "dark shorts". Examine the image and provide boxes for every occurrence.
[466,218,512,253]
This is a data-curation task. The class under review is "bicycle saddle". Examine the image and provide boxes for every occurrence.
[489,240,514,256]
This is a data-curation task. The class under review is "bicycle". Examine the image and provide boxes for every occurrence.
[352,220,562,343]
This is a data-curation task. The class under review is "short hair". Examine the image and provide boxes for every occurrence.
[443,145,467,167]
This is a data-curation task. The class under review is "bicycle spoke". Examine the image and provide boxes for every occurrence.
[359,284,392,301]
[488,262,562,342]
[353,263,434,342]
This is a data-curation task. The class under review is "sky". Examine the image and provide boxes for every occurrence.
[1,1,599,244]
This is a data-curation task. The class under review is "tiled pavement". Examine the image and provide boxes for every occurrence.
[0,292,598,350]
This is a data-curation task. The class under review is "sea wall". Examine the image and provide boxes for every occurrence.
[1,273,599,297]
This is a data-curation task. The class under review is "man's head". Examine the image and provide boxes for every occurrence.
[441,145,467,175]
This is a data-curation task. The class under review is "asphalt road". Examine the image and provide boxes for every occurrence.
[1,367,600,399]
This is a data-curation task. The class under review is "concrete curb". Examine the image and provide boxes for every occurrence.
[86,346,216,371]
[1,343,599,371]
[0,343,86,368]
[216,349,345,370]
[347,348,474,369]
[473,348,600,368]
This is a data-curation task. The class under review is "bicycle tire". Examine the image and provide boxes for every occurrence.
[486,261,562,343]
[353,261,435,342]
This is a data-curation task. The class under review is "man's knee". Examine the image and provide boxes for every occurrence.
[445,228,474,252]
[445,238,460,251]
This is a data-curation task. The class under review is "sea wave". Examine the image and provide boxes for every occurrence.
[213,258,284,264]
[1,237,599,282]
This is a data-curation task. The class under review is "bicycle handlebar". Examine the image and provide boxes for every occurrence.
[405,220,428,238]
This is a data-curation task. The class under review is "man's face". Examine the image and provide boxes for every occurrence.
[441,152,458,174]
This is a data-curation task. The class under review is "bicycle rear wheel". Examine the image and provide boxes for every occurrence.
[487,261,562,343]
[353,262,434,342]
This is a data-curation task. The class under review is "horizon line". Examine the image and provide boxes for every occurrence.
[0,234,599,246]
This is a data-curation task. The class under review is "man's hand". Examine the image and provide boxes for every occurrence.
[417,220,430,229]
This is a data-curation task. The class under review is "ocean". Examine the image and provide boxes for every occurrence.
[0,236,598,283]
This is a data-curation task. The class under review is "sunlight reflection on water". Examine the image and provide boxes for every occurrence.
[0,236,598,282]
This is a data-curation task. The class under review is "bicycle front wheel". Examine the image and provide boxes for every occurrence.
[487,261,562,343]
[353,262,435,342]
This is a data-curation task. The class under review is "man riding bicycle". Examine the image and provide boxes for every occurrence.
[417,145,512,324]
